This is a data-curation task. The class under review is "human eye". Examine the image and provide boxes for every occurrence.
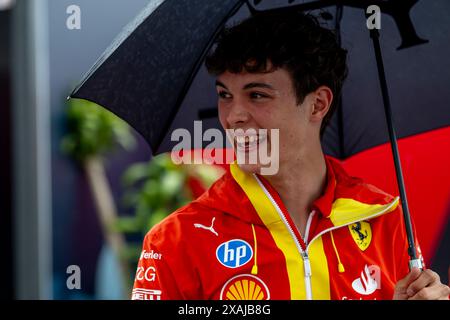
[217,90,232,99]
[249,91,269,100]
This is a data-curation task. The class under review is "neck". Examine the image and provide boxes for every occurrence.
[264,148,327,236]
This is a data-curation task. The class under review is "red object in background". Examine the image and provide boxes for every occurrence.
[184,126,450,266]
[340,126,450,265]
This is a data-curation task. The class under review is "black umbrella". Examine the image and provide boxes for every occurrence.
[69,0,450,270]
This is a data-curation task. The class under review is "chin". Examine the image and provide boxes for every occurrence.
[236,162,262,175]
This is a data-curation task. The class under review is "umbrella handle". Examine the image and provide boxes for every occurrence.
[369,28,423,271]
[409,259,424,270]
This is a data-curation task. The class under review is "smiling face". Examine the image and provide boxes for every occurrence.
[216,66,331,175]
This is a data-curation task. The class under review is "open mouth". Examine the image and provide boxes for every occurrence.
[234,134,267,152]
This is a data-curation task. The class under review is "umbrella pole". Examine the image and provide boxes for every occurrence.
[369,29,423,271]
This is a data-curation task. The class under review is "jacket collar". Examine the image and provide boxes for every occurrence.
[197,155,399,231]
[311,156,338,219]
[227,156,399,228]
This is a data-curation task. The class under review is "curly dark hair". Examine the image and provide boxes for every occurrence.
[205,10,348,134]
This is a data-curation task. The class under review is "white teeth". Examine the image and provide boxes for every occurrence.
[235,134,262,148]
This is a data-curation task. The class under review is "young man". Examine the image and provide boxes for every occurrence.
[131,11,449,300]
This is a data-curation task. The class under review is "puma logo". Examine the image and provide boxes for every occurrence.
[194,217,218,236]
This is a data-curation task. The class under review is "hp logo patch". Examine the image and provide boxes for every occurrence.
[216,239,253,268]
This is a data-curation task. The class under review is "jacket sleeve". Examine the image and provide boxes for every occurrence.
[131,230,183,300]
[393,205,426,283]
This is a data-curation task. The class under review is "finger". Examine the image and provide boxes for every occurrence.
[440,284,450,300]
[438,294,450,300]
[409,284,450,300]
[395,267,422,293]
[406,270,440,297]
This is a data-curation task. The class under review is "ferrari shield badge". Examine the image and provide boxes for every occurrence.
[349,221,372,251]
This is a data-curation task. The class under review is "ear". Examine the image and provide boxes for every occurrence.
[310,86,334,123]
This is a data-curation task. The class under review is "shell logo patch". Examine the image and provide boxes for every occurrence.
[220,274,270,300]
[349,221,372,251]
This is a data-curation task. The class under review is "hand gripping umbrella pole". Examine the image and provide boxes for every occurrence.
[369,28,423,271]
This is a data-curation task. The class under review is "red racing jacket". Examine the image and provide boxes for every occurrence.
[131,156,423,300]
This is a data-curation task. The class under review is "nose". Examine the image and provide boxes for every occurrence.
[225,98,251,128]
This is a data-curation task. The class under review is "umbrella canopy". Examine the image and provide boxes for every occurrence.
[70,0,450,158]
[71,0,244,154]
[321,1,450,158]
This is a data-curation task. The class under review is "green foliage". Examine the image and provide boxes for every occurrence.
[61,98,136,161]
[116,154,226,264]
[115,154,192,236]
[61,98,225,274]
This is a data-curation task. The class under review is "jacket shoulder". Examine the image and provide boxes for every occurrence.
[143,200,214,247]
[329,156,397,206]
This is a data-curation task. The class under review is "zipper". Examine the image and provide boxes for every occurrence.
[301,251,312,300]
[254,175,313,300]
[254,174,399,300]
[304,210,315,244]
[302,213,314,300]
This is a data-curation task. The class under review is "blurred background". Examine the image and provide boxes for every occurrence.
[0,0,448,300]
[1,0,226,300]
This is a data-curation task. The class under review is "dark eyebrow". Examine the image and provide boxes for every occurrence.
[215,80,228,89]
[243,82,275,90]
[215,80,275,91]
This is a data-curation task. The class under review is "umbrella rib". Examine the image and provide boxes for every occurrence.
[248,0,387,14]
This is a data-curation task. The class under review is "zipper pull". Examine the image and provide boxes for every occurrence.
[302,251,312,277]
